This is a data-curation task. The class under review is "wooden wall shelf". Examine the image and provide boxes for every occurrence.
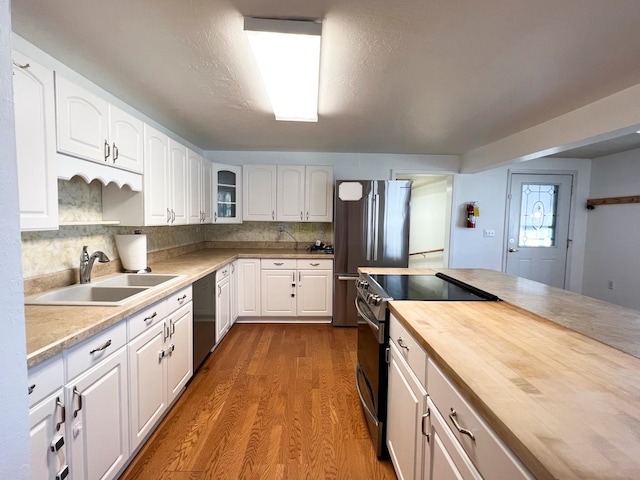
[586,195,640,210]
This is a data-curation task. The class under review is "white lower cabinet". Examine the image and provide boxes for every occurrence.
[231,260,239,325]
[387,316,428,480]
[28,355,67,480]
[128,289,193,452]
[387,314,534,480]
[66,346,129,480]
[237,259,261,316]
[261,263,297,316]
[296,259,333,316]
[216,265,232,342]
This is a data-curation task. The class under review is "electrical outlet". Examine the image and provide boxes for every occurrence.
[278,224,284,233]
[608,280,614,290]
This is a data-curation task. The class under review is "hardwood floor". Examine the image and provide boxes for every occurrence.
[119,323,397,479]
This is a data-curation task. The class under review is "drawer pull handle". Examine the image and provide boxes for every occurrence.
[72,387,83,418]
[177,294,187,302]
[397,337,410,351]
[310,262,320,267]
[274,262,284,266]
[449,408,475,441]
[144,312,158,322]
[55,396,66,431]
[421,408,430,441]
[28,384,36,395]
[89,339,112,354]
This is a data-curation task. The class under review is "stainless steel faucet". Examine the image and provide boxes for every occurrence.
[79,246,110,284]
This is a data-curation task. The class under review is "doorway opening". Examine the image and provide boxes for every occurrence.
[394,173,453,269]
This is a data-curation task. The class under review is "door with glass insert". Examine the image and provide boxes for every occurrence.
[506,173,573,288]
[213,164,242,224]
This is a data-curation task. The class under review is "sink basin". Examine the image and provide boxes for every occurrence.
[94,274,181,288]
[25,285,148,306]
[25,273,185,306]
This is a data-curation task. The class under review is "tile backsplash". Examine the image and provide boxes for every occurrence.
[21,178,333,281]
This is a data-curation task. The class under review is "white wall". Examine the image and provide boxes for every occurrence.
[582,148,640,309]
[205,151,460,180]
[449,156,591,293]
[0,2,31,477]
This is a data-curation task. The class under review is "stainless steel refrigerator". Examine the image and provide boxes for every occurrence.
[333,180,412,326]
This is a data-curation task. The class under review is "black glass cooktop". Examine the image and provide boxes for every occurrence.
[368,273,500,301]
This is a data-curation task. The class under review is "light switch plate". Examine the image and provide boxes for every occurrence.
[483,229,496,238]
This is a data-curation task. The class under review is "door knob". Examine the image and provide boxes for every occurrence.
[508,248,519,253]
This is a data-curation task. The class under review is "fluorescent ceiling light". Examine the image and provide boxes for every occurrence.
[244,17,322,122]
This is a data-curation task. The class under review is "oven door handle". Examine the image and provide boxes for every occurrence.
[354,297,379,334]
[355,364,379,427]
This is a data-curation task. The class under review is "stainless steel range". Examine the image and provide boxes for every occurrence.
[354,272,500,457]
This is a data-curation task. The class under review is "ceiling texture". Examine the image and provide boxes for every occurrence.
[10,0,640,158]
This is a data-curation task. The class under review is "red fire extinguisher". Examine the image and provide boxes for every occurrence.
[466,202,478,228]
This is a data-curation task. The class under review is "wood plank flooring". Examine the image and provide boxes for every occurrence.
[119,323,397,479]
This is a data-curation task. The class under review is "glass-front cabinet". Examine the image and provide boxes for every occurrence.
[213,164,242,224]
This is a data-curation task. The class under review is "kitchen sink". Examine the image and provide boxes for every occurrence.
[25,273,185,306]
[94,273,181,288]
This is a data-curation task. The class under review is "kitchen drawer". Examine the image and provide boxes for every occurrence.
[296,258,333,270]
[427,358,534,480]
[261,258,297,269]
[128,299,167,341]
[389,314,427,386]
[165,285,193,314]
[27,354,64,407]
[216,263,231,283]
[65,321,127,381]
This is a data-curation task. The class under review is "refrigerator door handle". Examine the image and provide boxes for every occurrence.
[373,194,380,262]
[366,190,374,261]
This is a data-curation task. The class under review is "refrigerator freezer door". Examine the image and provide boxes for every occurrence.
[334,180,373,274]
[333,274,359,327]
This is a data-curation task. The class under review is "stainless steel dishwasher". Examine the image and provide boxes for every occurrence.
[192,272,216,371]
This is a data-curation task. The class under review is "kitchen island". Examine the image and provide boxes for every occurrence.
[378,268,640,480]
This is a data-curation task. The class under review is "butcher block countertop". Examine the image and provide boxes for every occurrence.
[25,248,333,368]
[366,267,640,480]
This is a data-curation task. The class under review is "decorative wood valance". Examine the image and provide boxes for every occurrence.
[586,195,640,210]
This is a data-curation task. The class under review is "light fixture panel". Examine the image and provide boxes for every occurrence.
[244,18,322,122]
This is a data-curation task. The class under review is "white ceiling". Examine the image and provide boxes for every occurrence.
[10,0,640,157]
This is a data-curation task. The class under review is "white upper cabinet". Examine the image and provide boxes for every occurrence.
[169,140,188,225]
[305,165,333,222]
[55,74,143,174]
[12,51,59,231]
[243,164,333,222]
[143,125,170,225]
[277,165,305,222]
[243,164,276,221]
[214,164,242,224]
[108,104,144,173]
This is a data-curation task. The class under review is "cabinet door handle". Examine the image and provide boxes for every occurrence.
[89,339,112,354]
[55,396,66,432]
[104,140,110,161]
[421,408,430,441]
[306,211,309,220]
[143,312,157,322]
[272,210,275,220]
[112,143,119,162]
[298,271,301,282]
[449,408,475,441]
[167,208,172,223]
[300,211,303,220]
[171,319,176,335]
[397,337,410,351]
[214,212,217,222]
[218,285,222,296]
[72,387,83,418]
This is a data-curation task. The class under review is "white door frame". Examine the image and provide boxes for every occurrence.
[504,169,577,289]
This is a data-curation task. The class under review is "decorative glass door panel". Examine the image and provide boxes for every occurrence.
[518,184,558,248]
[214,165,242,223]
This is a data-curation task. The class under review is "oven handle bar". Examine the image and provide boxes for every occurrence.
[354,297,385,344]
[355,364,379,427]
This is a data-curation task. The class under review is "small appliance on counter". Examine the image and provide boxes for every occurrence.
[114,230,150,273]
